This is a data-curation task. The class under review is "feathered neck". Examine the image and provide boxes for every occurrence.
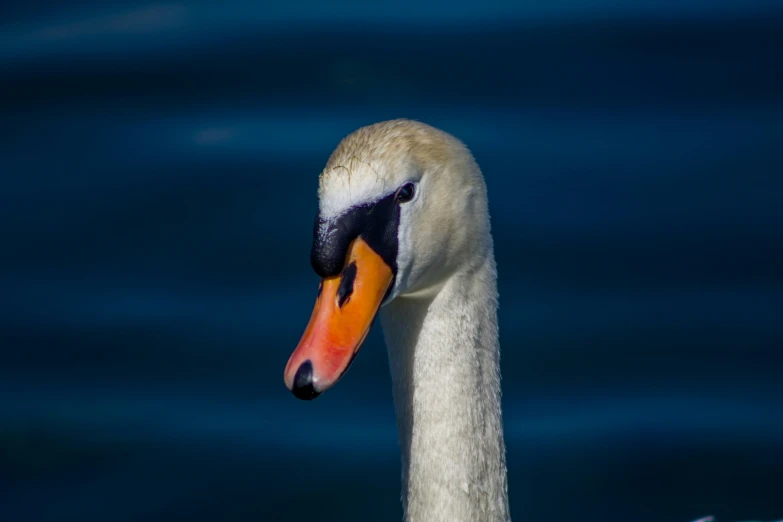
[380,251,510,522]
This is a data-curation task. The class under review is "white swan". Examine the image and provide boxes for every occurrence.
[284,119,510,522]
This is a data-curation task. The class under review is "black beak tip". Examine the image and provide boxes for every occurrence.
[291,360,321,401]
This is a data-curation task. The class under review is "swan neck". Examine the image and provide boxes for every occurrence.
[380,253,510,522]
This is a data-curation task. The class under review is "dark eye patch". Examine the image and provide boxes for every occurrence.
[311,190,400,279]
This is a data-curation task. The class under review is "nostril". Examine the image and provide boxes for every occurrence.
[291,360,321,400]
[337,262,357,308]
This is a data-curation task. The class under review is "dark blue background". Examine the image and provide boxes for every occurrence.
[1,2,782,521]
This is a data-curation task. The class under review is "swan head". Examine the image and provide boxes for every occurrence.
[284,119,491,399]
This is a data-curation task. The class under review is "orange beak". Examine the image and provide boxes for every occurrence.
[284,237,394,399]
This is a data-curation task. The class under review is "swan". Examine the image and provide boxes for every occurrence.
[284,119,510,522]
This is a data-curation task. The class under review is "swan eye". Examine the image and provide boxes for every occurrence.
[395,183,415,203]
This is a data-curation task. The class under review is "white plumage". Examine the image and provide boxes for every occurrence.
[319,119,510,522]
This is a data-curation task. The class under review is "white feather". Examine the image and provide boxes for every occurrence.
[319,119,510,521]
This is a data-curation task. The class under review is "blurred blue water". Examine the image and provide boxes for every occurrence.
[1,2,782,521]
